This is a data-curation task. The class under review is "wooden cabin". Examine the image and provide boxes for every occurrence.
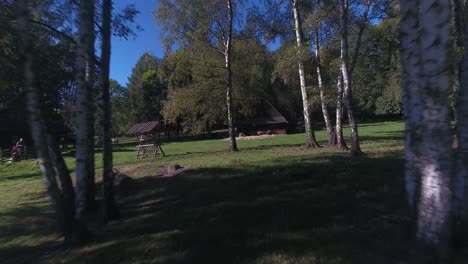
[237,100,288,135]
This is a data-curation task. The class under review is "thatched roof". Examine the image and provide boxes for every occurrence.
[125,121,161,136]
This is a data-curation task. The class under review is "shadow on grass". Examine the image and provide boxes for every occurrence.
[15,151,416,264]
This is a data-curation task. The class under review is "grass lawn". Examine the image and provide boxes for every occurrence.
[0,121,428,263]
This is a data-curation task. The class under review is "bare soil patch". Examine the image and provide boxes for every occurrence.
[222,134,283,141]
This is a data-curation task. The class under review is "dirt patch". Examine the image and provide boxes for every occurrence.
[117,163,194,178]
[222,134,282,141]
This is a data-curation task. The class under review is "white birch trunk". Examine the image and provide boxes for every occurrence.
[101,0,119,221]
[406,0,452,260]
[314,30,334,145]
[292,0,319,148]
[85,0,96,211]
[336,74,347,150]
[400,0,422,219]
[225,0,238,152]
[17,2,73,244]
[340,0,362,156]
[75,0,92,219]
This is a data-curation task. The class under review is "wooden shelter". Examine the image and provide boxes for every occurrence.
[238,101,288,135]
[125,121,165,159]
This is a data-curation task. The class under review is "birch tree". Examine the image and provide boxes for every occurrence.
[75,0,96,221]
[339,0,362,156]
[400,0,452,261]
[100,0,119,221]
[310,0,334,145]
[291,0,320,148]
[17,0,85,245]
[156,0,239,152]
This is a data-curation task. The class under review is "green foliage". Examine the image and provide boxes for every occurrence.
[162,40,276,134]
[127,53,167,123]
[109,80,130,136]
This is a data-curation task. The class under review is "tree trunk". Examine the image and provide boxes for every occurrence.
[454,0,468,229]
[46,135,76,243]
[400,0,422,221]
[85,0,96,211]
[17,3,75,244]
[340,0,362,156]
[335,74,347,150]
[292,0,319,148]
[401,0,453,262]
[101,0,119,221]
[225,0,238,152]
[450,0,463,127]
[75,0,93,220]
[315,30,334,145]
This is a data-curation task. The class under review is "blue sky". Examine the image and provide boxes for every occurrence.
[110,0,163,86]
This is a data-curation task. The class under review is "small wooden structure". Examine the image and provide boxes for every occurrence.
[125,121,166,159]
[238,100,288,135]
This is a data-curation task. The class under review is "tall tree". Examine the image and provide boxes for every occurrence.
[75,0,96,221]
[400,0,452,262]
[225,0,238,151]
[100,0,119,221]
[314,28,334,145]
[156,0,239,152]
[291,0,320,148]
[340,0,362,156]
[17,0,84,246]
[127,52,161,122]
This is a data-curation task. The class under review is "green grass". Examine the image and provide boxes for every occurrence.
[0,121,422,263]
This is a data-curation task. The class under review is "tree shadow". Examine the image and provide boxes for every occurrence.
[28,151,417,263]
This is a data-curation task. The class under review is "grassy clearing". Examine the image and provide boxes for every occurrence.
[0,121,421,263]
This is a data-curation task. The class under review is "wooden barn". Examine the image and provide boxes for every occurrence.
[238,101,288,135]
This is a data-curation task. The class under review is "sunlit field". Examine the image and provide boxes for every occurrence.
[0,122,424,263]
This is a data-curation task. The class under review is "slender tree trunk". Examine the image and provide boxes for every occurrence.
[401,0,453,262]
[335,74,347,150]
[75,0,92,221]
[46,135,76,243]
[85,0,96,211]
[450,0,463,127]
[101,0,119,221]
[315,30,334,145]
[340,0,362,156]
[17,2,75,244]
[225,0,238,152]
[400,0,422,221]
[454,0,468,229]
[349,0,371,76]
[292,0,319,148]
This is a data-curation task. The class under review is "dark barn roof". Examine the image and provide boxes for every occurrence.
[239,101,288,127]
[254,101,288,125]
[125,121,161,136]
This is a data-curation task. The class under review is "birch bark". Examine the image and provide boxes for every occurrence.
[292,0,319,148]
[101,0,119,221]
[225,0,238,152]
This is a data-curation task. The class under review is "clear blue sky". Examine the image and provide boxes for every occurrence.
[110,0,163,86]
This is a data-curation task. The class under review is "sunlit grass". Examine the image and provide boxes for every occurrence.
[0,121,407,263]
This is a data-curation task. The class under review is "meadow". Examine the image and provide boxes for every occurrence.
[0,122,421,263]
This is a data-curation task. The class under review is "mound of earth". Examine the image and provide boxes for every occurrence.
[117,164,194,178]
